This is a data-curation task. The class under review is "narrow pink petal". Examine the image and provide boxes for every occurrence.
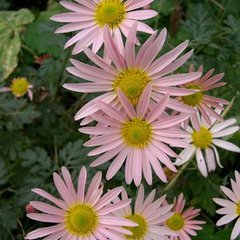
[95,187,123,210]
[61,167,77,201]
[106,148,129,180]
[25,224,65,239]
[213,139,240,152]
[147,148,167,182]
[55,21,95,33]
[83,47,118,75]
[85,171,102,202]
[136,84,152,118]
[74,92,116,120]
[146,94,169,123]
[98,101,126,122]
[126,10,157,20]
[98,199,131,215]
[90,145,124,167]
[51,12,93,22]
[125,0,154,11]
[142,149,153,185]
[149,40,189,75]
[205,148,216,172]
[72,26,99,53]
[60,1,94,13]
[140,28,167,69]
[133,148,142,186]
[196,148,208,177]
[32,188,67,210]
[27,213,64,223]
[153,72,202,87]
[117,88,136,118]
[220,186,238,203]
[135,184,145,213]
[113,27,124,55]
[30,201,65,216]
[125,149,134,184]
[77,167,87,203]
[135,31,157,65]
[88,139,123,156]
[53,173,75,205]
[216,214,238,226]
[125,22,137,67]
[74,0,95,9]
[158,50,194,77]
[103,26,126,70]
[231,218,240,240]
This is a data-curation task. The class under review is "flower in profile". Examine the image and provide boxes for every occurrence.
[64,23,201,122]
[114,184,176,240]
[0,77,33,101]
[175,112,240,177]
[178,65,228,129]
[80,85,190,186]
[26,166,137,240]
[213,171,240,240]
[51,0,157,54]
[165,193,205,240]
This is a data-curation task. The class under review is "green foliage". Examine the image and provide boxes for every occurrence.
[0,9,34,81]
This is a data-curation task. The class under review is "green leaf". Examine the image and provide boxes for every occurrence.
[0,9,34,81]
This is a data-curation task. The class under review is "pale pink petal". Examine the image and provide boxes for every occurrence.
[196,148,208,177]
[26,224,65,239]
[126,10,157,20]
[213,139,240,152]
[231,217,240,240]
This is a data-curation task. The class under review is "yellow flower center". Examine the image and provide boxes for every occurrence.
[10,77,29,97]
[167,214,184,231]
[95,0,126,29]
[236,202,240,215]
[125,214,148,240]
[192,127,213,149]
[121,118,152,148]
[113,68,151,105]
[182,85,203,106]
[65,204,98,236]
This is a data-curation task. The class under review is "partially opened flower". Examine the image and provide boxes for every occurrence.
[26,166,137,240]
[175,112,240,177]
[64,23,201,123]
[51,0,157,54]
[0,77,33,101]
[213,171,240,240]
[165,193,205,240]
[177,65,229,129]
[114,184,176,240]
[80,85,190,186]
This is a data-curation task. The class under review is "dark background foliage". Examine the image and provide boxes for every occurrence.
[0,0,239,239]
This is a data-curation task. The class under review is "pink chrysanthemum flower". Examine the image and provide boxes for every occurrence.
[26,166,137,240]
[51,0,157,54]
[213,171,240,240]
[175,112,240,177]
[114,184,176,240]
[165,193,205,240]
[177,65,228,129]
[0,77,33,101]
[80,85,190,186]
[64,23,201,123]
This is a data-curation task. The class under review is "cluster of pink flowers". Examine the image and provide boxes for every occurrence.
[25,0,240,239]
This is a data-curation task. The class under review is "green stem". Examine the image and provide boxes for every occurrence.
[53,49,71,100]
[22,44,38,58]
[163,160,192,193]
